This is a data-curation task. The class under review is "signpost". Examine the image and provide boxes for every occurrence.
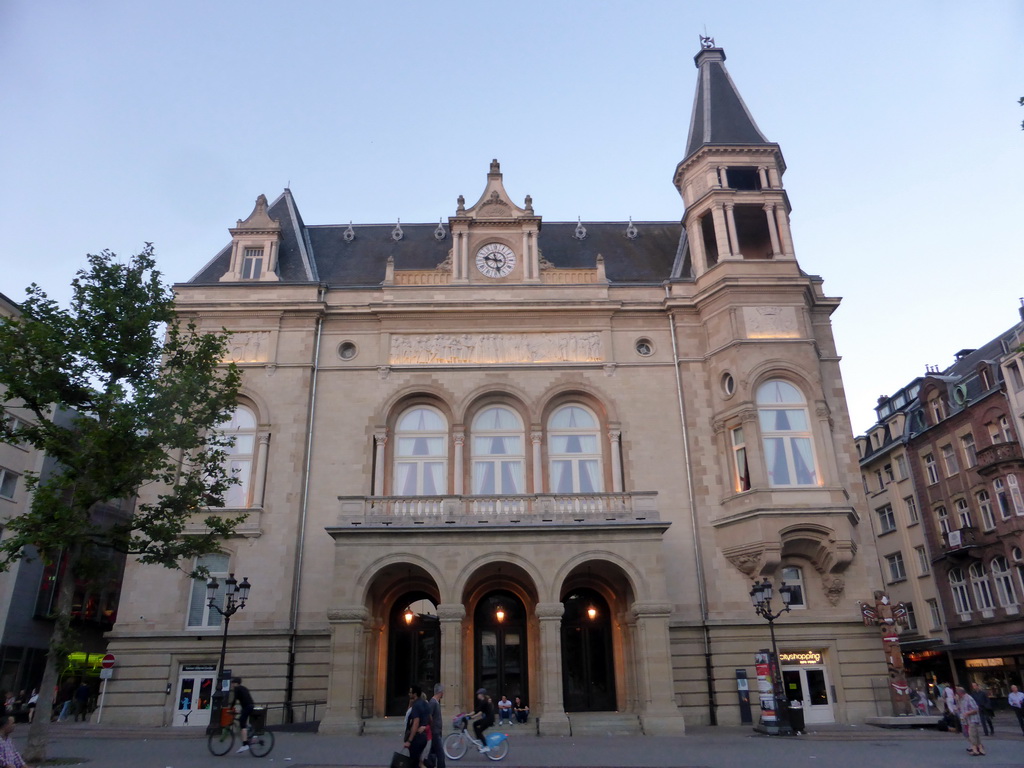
[96,654,116,723]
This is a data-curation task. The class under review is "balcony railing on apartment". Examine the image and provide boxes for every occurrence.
[976,441,1024,476]
[336,491,659,527]
[943,526,978,555]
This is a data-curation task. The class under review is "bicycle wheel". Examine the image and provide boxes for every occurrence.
[485,739,509,761]
[207,726,235,756]
[248,729,275,757]
[443,732,467,760]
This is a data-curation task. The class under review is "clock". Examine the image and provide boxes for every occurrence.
[475,243,516,278]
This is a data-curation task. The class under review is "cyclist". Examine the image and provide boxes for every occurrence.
[230,677,255,753]
[470,688,494,752]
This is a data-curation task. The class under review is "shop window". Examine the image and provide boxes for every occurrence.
[756,380,819,487]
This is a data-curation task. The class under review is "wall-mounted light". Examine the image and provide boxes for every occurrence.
[404,606,415,625]
[495,606,505,623]
[587,605,598,621]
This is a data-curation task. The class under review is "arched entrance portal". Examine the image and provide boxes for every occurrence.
[474,591,528,702]
[385,595,439,716]
[561,588,616,711]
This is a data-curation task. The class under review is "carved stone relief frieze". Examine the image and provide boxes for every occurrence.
[224,331,272,363]
[389,333,603,365]
[743,306,799,339]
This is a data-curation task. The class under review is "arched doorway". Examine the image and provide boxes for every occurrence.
[561,588,616,711]
[474,591,528,702]
[385,594,440,716]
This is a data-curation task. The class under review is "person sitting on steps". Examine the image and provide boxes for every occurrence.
[496,695,512,725]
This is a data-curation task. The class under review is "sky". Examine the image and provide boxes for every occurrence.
[1,1,1022,436]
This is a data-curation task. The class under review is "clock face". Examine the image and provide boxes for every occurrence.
[475,243,516,278]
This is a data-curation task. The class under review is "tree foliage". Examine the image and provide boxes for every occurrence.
[0,245,243,759]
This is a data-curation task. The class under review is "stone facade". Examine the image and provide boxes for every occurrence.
[103,46,884,732]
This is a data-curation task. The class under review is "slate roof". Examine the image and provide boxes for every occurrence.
[684,47,772,160]
[189,189,687,287]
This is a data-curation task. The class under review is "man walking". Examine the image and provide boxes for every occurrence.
[1008,684,1024,735]
[428,684,445,768]
[970,682,994,736]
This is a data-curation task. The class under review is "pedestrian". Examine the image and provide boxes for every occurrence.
[970,682,994,736]
[0,715,27,768]
[1008,684,1024,735]
[73,682,90,722]
[25,690,37,724]
[403,685,430,768]
[427,683,445,768]
[956,685,985,756]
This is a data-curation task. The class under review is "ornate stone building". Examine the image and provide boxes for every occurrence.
[103,45,883,733]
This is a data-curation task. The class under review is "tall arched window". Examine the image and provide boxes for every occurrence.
[471,406,525,495]
[991,556,1017,609]
[969,562,995,611]
[949,568,972,616]
[394,407,448,496]
[548,405,603,493]
[216,404,257,509]
[757,380,819,487]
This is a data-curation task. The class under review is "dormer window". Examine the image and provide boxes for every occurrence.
[241,248,264,280]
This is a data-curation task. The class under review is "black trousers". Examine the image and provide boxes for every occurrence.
[408,732,428,765]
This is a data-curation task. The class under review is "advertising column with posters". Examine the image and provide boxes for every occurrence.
[754,650,784,734]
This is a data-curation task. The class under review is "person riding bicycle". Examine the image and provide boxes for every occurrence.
[469,688,494,752]
[230,677,255,753]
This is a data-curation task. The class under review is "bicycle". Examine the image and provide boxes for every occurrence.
[207,706,275,757]
[443,714,509,761]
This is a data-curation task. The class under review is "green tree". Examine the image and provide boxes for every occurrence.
[0,245,242,762]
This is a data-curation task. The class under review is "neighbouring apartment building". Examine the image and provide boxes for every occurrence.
[0,292,128,696]
[103,45,885,733]
[858,305,1024,700]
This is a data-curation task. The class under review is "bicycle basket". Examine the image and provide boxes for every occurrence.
[219,707,235,727]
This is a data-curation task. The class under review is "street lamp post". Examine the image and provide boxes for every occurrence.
[750,577,794,735]
[206,573,251,727]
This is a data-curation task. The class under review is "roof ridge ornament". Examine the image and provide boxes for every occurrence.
[573,218,587,241]
[625,217,638,240]
[434,219,447,241]
[343,221,355,243]
[392,218,404,241]
[700,34,715,49]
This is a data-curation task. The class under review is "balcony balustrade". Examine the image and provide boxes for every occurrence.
[336,491,659,527]
[975,441,1024,476]
[943,526,978,556]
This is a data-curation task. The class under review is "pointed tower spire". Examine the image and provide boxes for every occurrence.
[673,43,795,279]
[683,45,771,160]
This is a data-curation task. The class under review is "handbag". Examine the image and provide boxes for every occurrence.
[390,750,413,768]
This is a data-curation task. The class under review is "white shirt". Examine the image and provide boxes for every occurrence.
[1009,690,1024,709]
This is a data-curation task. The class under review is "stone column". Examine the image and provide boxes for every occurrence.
[608,430,623,493]
[535,602,570,735]
[757,166,769,189]
[373,432,387,496]
[453,432,465,495]
[630,601,684,734]
[764,203,782,257]
[774,205,796,258]
[724,202,740,258]
[710,206,731,263]
[531,432,543,494]
[686,218,708,275]
[252,432,270,508]
[320,605,371,735]
[436,603,467,713]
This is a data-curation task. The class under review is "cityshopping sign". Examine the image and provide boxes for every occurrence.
[778,650,822,665]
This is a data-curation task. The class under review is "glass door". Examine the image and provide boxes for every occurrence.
[561,589,616,711]
[474,592,527,702]
[782,665,834,724]
[175,664,216,726]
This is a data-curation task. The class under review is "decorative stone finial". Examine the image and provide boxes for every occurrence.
[457,195,466,213]
[490,158,501,174]
[524,195,533,214]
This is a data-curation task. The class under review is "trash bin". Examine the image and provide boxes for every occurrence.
[788,700,805,734]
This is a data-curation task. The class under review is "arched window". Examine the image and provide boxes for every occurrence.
[935,505,950,535]
[781,565,806,609]
[991,556,1017,609]
[949,568,972,616]
[471,406,525,495]
[756,380,818,487]
[548,405,603,493]
[394,407,448,496]
[969,562,995,611]
[216,404,258,509]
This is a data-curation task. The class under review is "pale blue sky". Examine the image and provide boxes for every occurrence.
[2,1,1022,435]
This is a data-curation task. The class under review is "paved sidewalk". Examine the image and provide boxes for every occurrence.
[16,722,1024,768]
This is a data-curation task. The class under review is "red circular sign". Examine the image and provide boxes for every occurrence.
[101,653,116,669]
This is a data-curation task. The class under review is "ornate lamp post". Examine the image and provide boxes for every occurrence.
[206,573,251,723]
[750,577,794,735]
